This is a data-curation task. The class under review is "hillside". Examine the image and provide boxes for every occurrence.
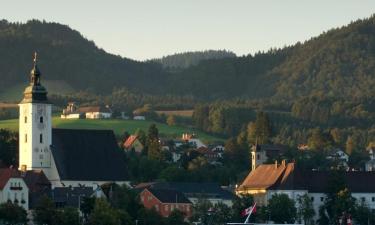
[0,117,222,142]
[152,50,236,69]
[1,17,375,102]
[0,19,166,97]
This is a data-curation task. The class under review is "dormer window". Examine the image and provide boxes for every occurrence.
[40,116,43,123]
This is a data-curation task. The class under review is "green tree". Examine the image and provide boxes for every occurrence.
[296,193,315,225]
[166,210,188,225]
[60,207,80,225]
[166,115,176,126]
[268,193,297,223]
[137,207,165,225]
[33,195,58,225]
[191,198,213,225]
[0,202,27,225]
[254,112,271,144]
[346,136,354,155]
[89,198,121,225]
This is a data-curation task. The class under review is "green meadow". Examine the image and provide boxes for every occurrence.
[0,117,222,143]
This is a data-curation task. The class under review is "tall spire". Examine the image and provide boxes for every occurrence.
[30,51,41,86]
[20,52,49,104]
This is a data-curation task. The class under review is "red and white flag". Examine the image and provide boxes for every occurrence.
[241,203,256,217]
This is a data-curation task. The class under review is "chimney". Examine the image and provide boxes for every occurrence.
[274,160,278,168]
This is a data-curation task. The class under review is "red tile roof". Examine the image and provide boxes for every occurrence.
[0,168,21,189]
[123,135,138,149]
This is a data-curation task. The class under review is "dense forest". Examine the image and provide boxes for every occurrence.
[152,50,236,70]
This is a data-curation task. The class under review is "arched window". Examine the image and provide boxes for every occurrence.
[24,116,27,123]
[40,116,43,123]
[39,134,43,143]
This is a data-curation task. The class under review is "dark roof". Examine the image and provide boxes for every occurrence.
[52,128,128,181]
[23,170,51,192]
[146,188,191,204]
[52,187,95,207]
[20,59,49,104]
[137,182,234,200]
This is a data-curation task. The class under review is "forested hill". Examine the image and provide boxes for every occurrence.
[0,20,166,95]
[152,50,236,69]
[1,17,375,102]
[168,16,375,100]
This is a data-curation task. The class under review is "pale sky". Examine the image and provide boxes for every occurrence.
[1,0,375,60]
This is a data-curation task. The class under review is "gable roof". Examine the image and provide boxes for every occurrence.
[123,135,140,149]
[51,128,128,181]
[0,169,50,191]
[0,168,20,189]
[238,162,290,190]
[52,187,95,207]
[145,188,191,204]
[137,182,234,200]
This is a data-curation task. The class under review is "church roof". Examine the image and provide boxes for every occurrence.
[51,128,128,182]
[238,162,290,190]
[20,52,49,104]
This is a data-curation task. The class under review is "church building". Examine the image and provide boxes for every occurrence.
[18,53,128,188]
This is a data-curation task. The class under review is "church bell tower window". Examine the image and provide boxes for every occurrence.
[24,116,27,123]
[40,116,43,123]
[39,134,43,143]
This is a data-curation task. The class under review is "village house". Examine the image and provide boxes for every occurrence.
[140,188,192,218]
[136,182,234,207]
[0,168,51,210]
[61,103,112,119]
[237,161,375,222]
[0,169,29,210]
[52,186,105,208]
[19,55,128,188]
[326,149,349,169]
[182,133,206,148]
[123,135,144,153]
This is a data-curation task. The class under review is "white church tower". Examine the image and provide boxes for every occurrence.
[19,53,52,174]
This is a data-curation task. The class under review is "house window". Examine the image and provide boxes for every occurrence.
[25,134,27,143]
[372,197,375,202]
[361,197,366,202]
[311,197,314,202]
[40,134,43,143]
[40,116,43,123]
[24,116,27,123]
[320,197,324,202]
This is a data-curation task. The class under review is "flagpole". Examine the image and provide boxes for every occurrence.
[244,203,256,224]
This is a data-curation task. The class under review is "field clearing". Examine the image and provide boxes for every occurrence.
[0,103,17,108]
[0,117,222,142]
[0,80,75,102]
[155,110,194,117]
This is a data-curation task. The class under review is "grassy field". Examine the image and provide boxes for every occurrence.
[0,117,222,142]
[0,80,75,102]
